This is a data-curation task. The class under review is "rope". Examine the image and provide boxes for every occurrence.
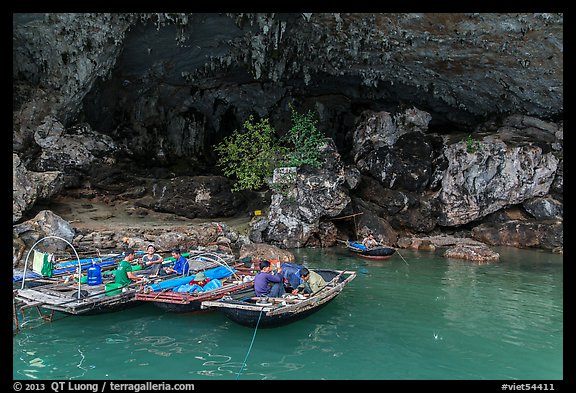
[396,249,410,265]
[236,307,264,380]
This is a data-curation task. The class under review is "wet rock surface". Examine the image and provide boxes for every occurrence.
[12,13,563,265]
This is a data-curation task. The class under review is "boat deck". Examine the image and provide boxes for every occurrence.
[14,280,148,315]
[135,280,254,305]
[202,269,357,316]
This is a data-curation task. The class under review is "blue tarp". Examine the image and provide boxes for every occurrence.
[13,258,121,282]
[281,262,304,288]
[147,266,237,292]
[174,278,223,293]
[13,252,145,282]
[348,241,367,250]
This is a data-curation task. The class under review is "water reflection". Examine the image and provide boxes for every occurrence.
[441,250,563,349]
[13,246,563,380]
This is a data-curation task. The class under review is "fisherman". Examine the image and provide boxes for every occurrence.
[115,248,146,286]
[162,247,189,276]
[291,267,326,297]
[362,233,379,249]
[139,244,164,276]
[254,260,285,297]
[188,271,210,288]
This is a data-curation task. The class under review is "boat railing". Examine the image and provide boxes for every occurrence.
[141,251,241,294]
[310,269,356,298]
[20,236,83,301]
[187,251,242,281]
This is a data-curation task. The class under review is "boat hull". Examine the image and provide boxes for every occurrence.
[75,298,142,315]
[202,269,356,328]
[218,298,334,328]
[14,283,144,316]
[355,253,394,260]
[346,241,396,259]
[136,281,255,313]
[152,300,202,313]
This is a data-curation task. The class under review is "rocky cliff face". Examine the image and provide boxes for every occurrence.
[14,13,563,159]
[12,13,563,256]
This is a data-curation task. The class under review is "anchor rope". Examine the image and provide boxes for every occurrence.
[236,307,264,380]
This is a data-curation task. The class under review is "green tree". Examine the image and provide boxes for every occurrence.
[214,106,326,192]
[214,115,286,192]
[282,104,325,168]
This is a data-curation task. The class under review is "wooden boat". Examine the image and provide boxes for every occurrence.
[13,251,236,317]
[13,247,227,289]
[201,268,357,328]
[346,241,396,260]
[13,267,166,316]
[13,252,134,289]
[135,264,256,313]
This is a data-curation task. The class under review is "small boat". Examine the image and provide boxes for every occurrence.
[135,264,256,313]
[346,241,396,260]
[12,251,138,288]
[201,268,357,328]
[13,250,236,317]
[13,265,167,316]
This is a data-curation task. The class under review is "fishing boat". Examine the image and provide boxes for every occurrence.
[346,240,396,260]
[13,247,235,317]
[201,268,357,328]
[135,264,255,313]
[13,263,166,316]
[13,251,136,289]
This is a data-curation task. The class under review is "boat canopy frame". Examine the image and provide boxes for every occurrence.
[20,236,83,301]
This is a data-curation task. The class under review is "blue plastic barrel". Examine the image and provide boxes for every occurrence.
[87,262,102,286]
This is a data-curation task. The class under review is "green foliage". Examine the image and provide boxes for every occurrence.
[214,115,287,192]
[466,134,481,153]
[214,105,326,193]
[282,104,325,168]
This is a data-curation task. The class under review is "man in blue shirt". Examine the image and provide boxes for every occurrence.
[163,247,189,276]
[254,260,285,297]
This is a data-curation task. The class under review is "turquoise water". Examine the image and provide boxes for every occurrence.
[13,246,563,381]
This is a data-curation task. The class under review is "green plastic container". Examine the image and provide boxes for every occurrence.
[105,283,122,296]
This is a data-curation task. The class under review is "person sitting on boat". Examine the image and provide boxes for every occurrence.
[291,267,326,297]
[115,248,146,286]
[188,271,210,287]
[163,247,189,276]
[280,262,304,291]
[139,244,164,276]
[254,260,285,297]
[175,271,221,293]
[362,233,379,249]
